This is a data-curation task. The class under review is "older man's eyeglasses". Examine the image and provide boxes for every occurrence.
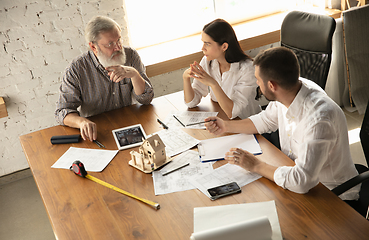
[97,38,123,49]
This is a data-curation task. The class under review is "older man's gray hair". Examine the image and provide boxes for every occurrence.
[85,16,121,44]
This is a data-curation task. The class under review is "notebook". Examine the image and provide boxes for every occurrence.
[197,134,262,162]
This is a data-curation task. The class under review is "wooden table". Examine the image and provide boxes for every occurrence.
[20,91,369,240]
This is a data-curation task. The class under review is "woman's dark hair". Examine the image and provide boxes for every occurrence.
[203,19,251,63]
[253,47,300,90]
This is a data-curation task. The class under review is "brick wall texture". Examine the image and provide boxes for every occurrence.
[0,0,129,176]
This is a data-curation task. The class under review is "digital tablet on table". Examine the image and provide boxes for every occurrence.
[112,124,147,150]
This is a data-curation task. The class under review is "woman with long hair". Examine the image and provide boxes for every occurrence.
[183,19,261,119]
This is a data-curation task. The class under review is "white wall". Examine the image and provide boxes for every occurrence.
[0,0,277,177]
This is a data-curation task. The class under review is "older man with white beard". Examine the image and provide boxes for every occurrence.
[55,16,154,141]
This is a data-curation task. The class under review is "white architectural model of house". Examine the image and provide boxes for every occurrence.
[129,134,171,173]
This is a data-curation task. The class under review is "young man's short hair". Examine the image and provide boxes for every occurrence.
[254,47,300,90]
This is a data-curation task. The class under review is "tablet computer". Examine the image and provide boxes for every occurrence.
[112,124,147,150]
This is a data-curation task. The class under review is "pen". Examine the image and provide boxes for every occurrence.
[162,163,190,176]
[173,115,186,127]
[157,118,168,129]
[94,140,106,148]
[185,119,217,127]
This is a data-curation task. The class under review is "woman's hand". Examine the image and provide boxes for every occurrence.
[189,61,217,87]
[183,68,193,80]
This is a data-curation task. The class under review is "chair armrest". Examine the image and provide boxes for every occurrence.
[332,170,369,196]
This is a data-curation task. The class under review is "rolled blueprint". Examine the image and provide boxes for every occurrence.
[190,216,272,240]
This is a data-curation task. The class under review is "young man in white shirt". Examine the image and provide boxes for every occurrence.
[205,47,359,200]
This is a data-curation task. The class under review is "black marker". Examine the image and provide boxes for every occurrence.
[173,115,186,127]
[157,118,169,129]
[94,140,106,148]
[162,163,190,176]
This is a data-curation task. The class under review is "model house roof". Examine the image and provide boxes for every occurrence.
[143,134,165,152]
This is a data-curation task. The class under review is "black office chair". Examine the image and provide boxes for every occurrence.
[263,11,336,149]
[281,11,336,90]
[331,100,369,219]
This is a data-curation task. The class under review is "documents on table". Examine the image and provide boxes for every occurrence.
[51,147,119,172]
[192,201,282,240]
[164,111,218,129]
[152,150,213,195]
[160,150,192,176]
[152,128,200,157]
[189,163,261,199]
[198,133,262,162]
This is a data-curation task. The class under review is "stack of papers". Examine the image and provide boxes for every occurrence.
[151,119,264,197]
[152,150,213,195]
[152,153,262,197]
[189,163,262,199]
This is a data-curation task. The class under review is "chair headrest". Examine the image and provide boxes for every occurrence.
[281,11,336,53]
[342,4,369,15]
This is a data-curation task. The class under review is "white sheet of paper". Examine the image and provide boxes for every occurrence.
[198,133,262,162]
[51,147,119,172]
[152,128,200,157]
[193,201,282,240]
[189,163,261,198]
[152,150,213,195]
[191,216,272,240]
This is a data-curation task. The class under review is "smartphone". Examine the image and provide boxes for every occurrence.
[207,182,241,200]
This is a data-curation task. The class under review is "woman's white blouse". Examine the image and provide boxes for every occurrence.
[185,57,261,119]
